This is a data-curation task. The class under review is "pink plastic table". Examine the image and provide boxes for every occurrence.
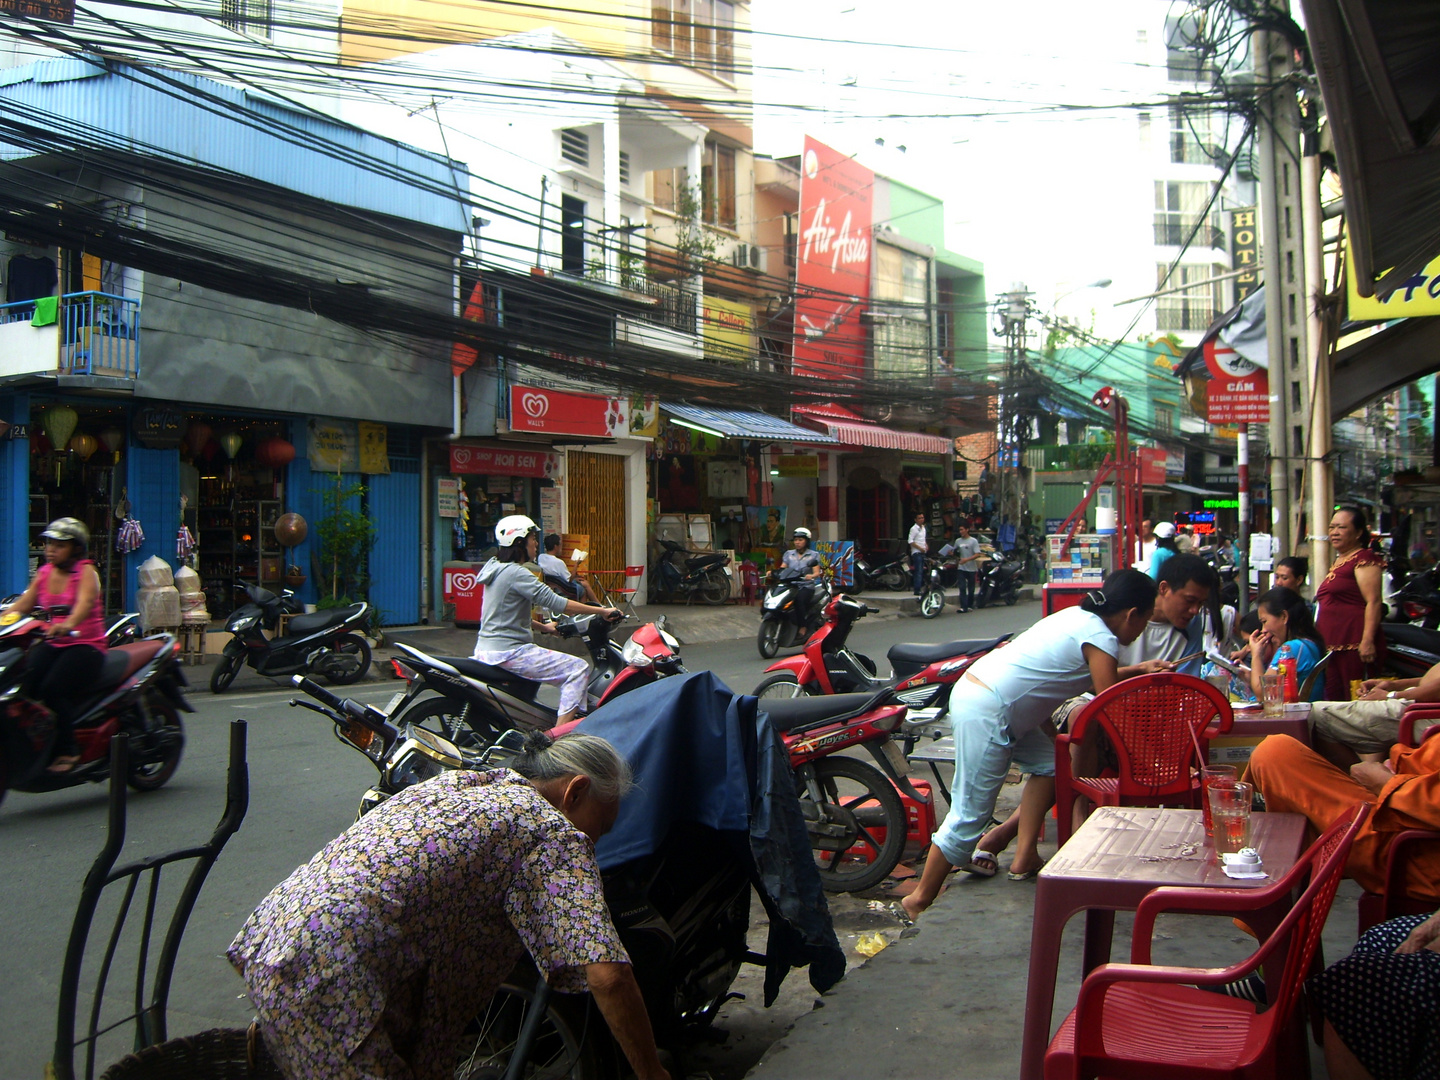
[1019,806,1309,1080]
[1208,702,1312,745]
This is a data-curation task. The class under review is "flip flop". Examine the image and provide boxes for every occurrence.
[961,850,999,878]
[1008,860,1046,881]
[46,755,81,775]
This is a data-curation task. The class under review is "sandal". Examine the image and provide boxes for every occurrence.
[961,850,999,878]
[1008,859,1046,881]
[46,755,81,775]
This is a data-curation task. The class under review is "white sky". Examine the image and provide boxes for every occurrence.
[753,0,1184,342]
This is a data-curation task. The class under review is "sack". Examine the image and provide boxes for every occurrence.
[136,556,173,589]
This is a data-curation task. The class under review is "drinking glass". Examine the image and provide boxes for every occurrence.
[1262,672,1285,717]
[1209,780,1254,855]
[1200,764,1237,836]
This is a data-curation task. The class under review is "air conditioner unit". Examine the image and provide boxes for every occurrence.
[730,243,764,272]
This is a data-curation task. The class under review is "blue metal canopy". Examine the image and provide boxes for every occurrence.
[661,402,839,444]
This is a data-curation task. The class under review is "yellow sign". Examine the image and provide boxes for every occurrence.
[308,418,356,473]
[775,454,819,478]
[358,422,389,475]
[702,296,754,363]
[1347,240,1440,318]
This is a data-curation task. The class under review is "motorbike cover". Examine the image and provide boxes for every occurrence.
[578,672,845,1002]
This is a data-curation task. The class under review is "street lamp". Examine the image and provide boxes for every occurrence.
[1053,277,1113,309]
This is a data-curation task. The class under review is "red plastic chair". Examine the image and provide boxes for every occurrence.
[1399,702,1440,747]
[1357,722,1440,931]
[609,565,645,620]
[1054,673,1234,846]
[1044,802,1371,1080]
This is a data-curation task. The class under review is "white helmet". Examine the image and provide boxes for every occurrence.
[495,514,540,548]
[792,527,812,540]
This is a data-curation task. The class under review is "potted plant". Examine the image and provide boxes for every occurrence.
[284,564,307,589]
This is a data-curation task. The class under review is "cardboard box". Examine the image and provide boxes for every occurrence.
[1208,735,1265,768]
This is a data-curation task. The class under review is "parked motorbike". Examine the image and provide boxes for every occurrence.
[866,549,911,592]
[0,615,190,807]
[753,592,1011,711]
[975,545,1026,608]
[210,583,370,693]
[1390,567,1440,629]
[648,539,731,606]
[916,556,946,619]
[757,568,832,658]
[1380,620,1440,681]
[387,613,682,748]
[290,671,842,1078]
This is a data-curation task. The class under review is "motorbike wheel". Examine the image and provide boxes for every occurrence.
[800,756,907,893]
[209,647,244,694]
[400,697,502,750]
[698,567,730,606]
[454,965,604,1080]
[757,620,782,659]
[326,634,373,685]
[127,697,184,792]
[1004,589,1020,606]
[753,672,811,700]
[880,566,907,592]
[919,587,945,619]
[975,587,991,610]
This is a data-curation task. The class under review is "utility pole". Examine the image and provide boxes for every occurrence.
[1253,14,1311,558]
[996,285,1033,543]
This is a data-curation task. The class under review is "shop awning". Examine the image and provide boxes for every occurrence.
[793,404,953,455]
[660,402,838,444]
[1166,482,1230,497]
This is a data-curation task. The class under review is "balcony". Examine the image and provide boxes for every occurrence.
[1153,220,1226,250]
[0,292,140,382]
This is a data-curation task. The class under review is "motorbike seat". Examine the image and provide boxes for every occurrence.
[441,657,542,702]
[286,605,361,636]
[887,637,1008,668]
[761,692,879,732]
[685,552,727,570]
[92,638,169,693]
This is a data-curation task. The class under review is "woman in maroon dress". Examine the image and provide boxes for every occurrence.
[1315,506,1385,700]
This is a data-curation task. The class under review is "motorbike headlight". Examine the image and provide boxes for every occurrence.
[621,639,654,667]
[762,593,784,610]
[658,630,679,649]
[232,614,258,631]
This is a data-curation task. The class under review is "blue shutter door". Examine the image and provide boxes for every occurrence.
[368,467,420,626]
[124,445,180,609]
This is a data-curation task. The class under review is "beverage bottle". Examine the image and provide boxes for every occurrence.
[1281,656,1298,703]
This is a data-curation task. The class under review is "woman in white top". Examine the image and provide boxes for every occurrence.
[902,569,1159,919]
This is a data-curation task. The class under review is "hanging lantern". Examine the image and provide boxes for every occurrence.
[187,421,212,458]
[256,437,296,468]
[220,431,243,460]
[69,433,98,461]
[42,405,78,452]
[99,426,124,464]
[274,512,308,547]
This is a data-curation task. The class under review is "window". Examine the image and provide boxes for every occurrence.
[700,140,736,229]
[560,128,590,169]
[1169,104,1214,165]
[1155,406,1174,433]
[1154,181,1223,248]
[560,195,586,274]
[1155,262,1226,331]
[221,0,271,37]
[1138,110,1152,151]
[652,166,683,214]
[1166,12,1217,82]
[618,150,631,187]
[653,0,736,77]
[873,243,931,377]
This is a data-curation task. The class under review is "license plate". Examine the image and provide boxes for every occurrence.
[383,692,404,717]
[881,740,911,775]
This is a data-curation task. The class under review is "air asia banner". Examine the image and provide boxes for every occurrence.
[794,136,873,379]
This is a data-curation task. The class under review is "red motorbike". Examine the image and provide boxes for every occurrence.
[753,593,1010,713]
[0,609,190,806]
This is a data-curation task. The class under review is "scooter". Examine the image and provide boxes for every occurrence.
[386,613,683,748]
[0,624,190,807]
[648,539,732,605]
[210,584,370,693]
[753,593,1011,714]
[1390,567,1440,629]
[0,602,143,649]
[975,545,1027,608]
[757,568,832,658]
[916,556,946,619]
[866,549,911,592]
[1380,621,1440,681]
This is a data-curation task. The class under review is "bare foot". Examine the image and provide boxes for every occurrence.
[46,755,81,774]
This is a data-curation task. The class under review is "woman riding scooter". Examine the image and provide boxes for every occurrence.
[0,518,108,773]
[783,527,824,628]
[476,516,623,724]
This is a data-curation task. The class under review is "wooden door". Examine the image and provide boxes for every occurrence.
[566,452,625,578]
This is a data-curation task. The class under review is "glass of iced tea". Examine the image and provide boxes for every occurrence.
[1201,764,1238,836]
[1209,780,1254,856]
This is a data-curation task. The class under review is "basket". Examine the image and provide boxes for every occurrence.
[100,1026,283,1080]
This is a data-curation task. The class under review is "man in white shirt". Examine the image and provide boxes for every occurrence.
[907,512,929,596]
[1136,519,1156,571]
[538,534,601,604]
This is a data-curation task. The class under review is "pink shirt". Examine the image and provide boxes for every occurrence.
[36,560,108,650]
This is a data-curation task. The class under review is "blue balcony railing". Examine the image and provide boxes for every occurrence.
[0,292,140,378]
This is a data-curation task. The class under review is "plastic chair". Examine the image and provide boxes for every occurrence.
[1044,802,1371,1080]
[1054,673,1233,846]
[1297,649,1332,700]
[1400,702,1440,747]
[1356,723,1440,932]
[610,565,645,620]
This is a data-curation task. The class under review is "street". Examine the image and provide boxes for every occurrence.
[0,599,1042,1079]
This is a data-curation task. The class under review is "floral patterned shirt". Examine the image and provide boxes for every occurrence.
[227,769,627,1078]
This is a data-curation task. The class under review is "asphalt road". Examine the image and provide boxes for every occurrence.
[1,599,1042,1079]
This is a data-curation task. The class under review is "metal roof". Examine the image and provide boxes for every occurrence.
[0,57,468,232]
[661,402,839,444]
[793,405,953,455]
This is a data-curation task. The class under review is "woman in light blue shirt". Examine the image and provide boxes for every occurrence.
[903,569,1159,919]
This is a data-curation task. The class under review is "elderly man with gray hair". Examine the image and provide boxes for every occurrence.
[228,731,670,1080]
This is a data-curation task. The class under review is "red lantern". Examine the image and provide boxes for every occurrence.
[187,422,212,457]
[256,437,296,468]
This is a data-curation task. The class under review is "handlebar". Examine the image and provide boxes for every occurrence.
[291,674,380,729]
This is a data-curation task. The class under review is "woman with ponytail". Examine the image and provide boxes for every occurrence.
[903,569,1158,918]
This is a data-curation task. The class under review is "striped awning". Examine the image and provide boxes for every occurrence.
[661,402,839,444]
[794,405,952,455]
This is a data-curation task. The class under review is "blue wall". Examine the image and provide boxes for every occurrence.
[0,392,29,596]
[369,468,420,625]
[123,444,180,609]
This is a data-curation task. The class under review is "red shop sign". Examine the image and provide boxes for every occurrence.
[1204,339,1270,424]
[509,384,627,438]
[449,443,560,478]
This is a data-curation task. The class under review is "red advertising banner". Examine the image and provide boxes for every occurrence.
[449,443,560,478]
[1203,339,1270,424]
[794,136,873,379]
[509,384,627,438]
[1138,447,1167,486]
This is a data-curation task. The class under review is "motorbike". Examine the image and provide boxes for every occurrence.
[289,671,843,1078]
[386,613,683,748]
[1390,567,1440,629]
[757,567,832,658]
[916,556,946,619]
[975,544,1027,608]
[753,592,1011,712]
[1380,620,1440,681]
[866,549,911,592]
[0,614,190,807]
[210,583,370,693]
[0,602,142,651]
[648,539,732,606]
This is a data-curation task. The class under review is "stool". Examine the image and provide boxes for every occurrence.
[177,624,206,665]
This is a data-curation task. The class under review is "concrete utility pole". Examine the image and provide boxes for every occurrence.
[1253,15,1311,558]
[996,285,1033,538]
[1302,112,1334,582]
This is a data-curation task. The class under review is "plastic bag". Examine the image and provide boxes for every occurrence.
[136,555,173,589]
